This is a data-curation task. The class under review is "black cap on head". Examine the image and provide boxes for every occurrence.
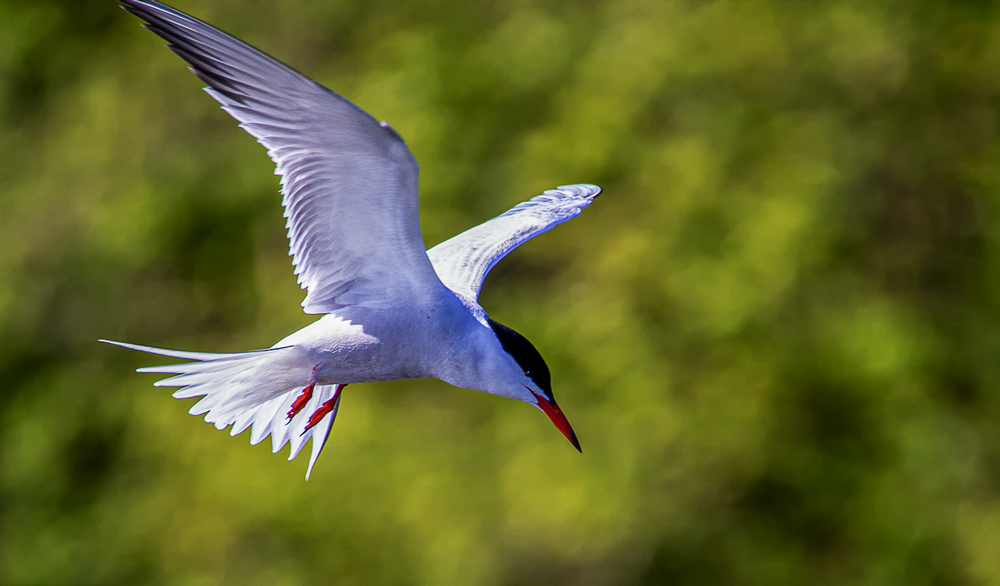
[487,318,552,399]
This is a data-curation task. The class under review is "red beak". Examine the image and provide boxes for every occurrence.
[531,390,582,452]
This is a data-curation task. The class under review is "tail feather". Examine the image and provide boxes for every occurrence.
[101,339,252,361]
[250,395,285,445]
[231,406,257,437]
[142,359,254,378]
[102,339,340,479]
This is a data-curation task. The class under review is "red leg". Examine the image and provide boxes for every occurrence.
[302,383,347,434]
[287,366,319,421]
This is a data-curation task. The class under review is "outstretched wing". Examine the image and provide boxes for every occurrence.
[427,184,601,310]
[123,0,442,313]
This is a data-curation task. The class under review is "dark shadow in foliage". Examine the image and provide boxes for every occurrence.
[1,0,122,126]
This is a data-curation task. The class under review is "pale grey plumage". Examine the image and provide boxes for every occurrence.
[428,184,601,322]
[125,0,439,313]
[110,0,600,478]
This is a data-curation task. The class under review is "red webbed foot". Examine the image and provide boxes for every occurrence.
[302,383,347,434]
[287,366,319,421]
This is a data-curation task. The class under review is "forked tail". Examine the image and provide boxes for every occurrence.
[101,340,341,479]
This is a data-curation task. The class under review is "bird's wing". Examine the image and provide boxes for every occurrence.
[123,0,442,312]
[426,184,601,308]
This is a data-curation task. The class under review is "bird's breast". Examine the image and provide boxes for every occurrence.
[278,295,480,385]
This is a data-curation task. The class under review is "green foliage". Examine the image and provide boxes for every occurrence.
[3,0,1000,584]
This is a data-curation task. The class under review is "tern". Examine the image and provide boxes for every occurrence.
[105,0,601,478]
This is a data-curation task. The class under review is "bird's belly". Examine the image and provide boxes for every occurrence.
[273,310,450,385]
[312,342,425,384]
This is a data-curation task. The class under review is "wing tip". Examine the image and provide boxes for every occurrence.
[553,183,602,200]
[496,183,602,220]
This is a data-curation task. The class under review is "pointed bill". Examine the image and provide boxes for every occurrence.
[532,392,582,452]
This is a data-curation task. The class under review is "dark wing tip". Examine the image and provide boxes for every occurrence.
[120,0,166,20]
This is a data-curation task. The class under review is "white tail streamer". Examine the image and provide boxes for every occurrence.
[101,340,339,479]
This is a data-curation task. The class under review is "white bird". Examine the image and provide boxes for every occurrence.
[105,0,601,478]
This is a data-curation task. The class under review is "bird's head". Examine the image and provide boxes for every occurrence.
[486,318,581,452]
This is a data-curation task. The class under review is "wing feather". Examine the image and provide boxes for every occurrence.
[123,0,442,313]
[427,184,601,310]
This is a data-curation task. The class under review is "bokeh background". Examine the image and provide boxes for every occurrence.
[3,0,1000,584]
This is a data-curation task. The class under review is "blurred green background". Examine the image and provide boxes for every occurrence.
[3,0,1000,584]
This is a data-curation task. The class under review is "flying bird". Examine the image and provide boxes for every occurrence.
[106,0,601,478]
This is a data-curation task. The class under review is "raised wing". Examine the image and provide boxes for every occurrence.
[427,184,601,309]
[123,0,442,312]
